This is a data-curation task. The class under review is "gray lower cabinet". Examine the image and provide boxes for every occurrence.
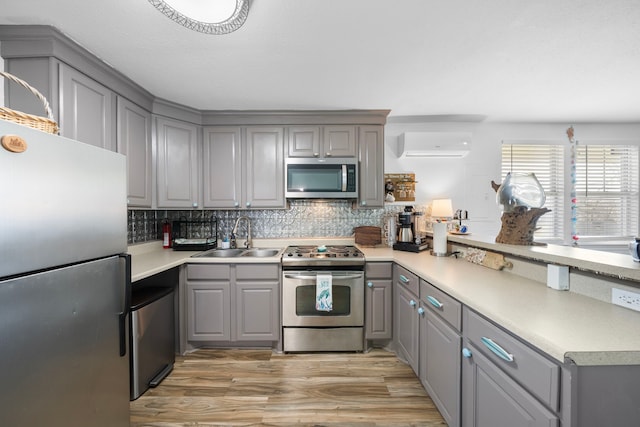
[156,117,201,209]
[365,262,393,340]
[185,263,280,344]
[117,97,152,207]
[357,125,384,208]
[393,264,420,374]
[419,280,462,427]
[203,126,285,209]
[461,307,560,427]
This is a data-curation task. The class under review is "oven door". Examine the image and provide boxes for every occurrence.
[282,270,364,327]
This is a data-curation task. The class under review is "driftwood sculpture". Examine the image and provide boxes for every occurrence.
[491,180,551,245]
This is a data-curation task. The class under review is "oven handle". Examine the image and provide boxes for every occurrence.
[284,273,363,280]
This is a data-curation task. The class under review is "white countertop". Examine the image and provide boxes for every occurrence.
[129,239,640,366]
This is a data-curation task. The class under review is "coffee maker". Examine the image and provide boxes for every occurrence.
[393,206,429,252]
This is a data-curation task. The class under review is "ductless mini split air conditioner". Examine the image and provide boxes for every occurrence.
[397,132,472,158]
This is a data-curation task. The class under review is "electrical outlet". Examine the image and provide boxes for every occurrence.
[612,288,640,312]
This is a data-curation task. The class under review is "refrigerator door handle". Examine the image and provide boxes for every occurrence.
[119,254,131,357]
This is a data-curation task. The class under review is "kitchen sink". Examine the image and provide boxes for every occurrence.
[191,248,283,258]
[241,248,281,257]
[192,249,245,258]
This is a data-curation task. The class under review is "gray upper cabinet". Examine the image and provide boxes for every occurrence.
[287,125,357,158]
[245,127,285,208]
[203,126,242,208]
[287,126,321,157]
[156,117,201,209]
[323,125,357,157]
[59,64,116,151]
[117,97,152,207]
[357,125,384,208]
[203,126,285,209]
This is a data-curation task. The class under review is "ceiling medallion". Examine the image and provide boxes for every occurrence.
[148,0,249,35]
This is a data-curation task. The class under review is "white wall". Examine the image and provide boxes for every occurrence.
[384,120,640,236]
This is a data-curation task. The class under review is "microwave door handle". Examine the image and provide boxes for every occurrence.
[342,164,347,192]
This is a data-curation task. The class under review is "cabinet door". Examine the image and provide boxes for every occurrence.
[287,126,321,157]
[203,126,242,208]
[186,282,231,341]
[117,97,151,207]
[394,281,419,374]
[421,308,461,427]
[365,279,392,339]
[156,117,200,208]
[235,281,280,341]
[358,125,384,208]
[323,125,357,157]
[59,64,116,150]
[245,126,285,208]
[461,341,559,427]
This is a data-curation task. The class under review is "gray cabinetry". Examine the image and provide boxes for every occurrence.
[287,125,356,158]
[185,264,231,341]
[203,126,285,209]
[117,97,152,207]
[156,117,201,209]
[419,280,462,427]
[357,125,384,208]
[203,126,242,208]
[461,306,560,427]
[287,126,321,157]
[245,127,285,208]
[235,264,280,341]
[393,264,420,374]
[365,262,393,340]
[185,263,280,345]
[59,64,116,150]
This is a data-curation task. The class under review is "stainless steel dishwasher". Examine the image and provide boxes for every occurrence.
[130,286,175,400]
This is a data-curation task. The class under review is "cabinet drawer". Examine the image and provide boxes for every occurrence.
[236,263,280,280]
[420,280,461,332]
[394,264,419,296]
[187,264,231,280]
[463,307,560,411]
[366,262,392,279]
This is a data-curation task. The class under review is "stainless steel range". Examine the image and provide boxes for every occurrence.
[281,245,365,352]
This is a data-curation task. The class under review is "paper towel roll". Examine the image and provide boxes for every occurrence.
[432,222,448,256]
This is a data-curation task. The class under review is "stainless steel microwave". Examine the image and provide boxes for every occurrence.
[285,158,358,199]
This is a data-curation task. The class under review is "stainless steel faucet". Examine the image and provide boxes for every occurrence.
[231,216,252,249]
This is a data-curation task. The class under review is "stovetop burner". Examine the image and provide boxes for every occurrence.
[282,245,365,267]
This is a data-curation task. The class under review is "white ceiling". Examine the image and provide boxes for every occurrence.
[1,0,639,122]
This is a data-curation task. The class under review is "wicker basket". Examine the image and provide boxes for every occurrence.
[0,71,59,134]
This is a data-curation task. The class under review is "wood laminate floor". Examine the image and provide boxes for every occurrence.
[130,348,447,427]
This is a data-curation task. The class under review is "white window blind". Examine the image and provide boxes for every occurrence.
[501,141,639,244]
[575,144,639,239]
[501,143,564,240]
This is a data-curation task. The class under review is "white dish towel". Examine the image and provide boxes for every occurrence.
[315,273,333,312]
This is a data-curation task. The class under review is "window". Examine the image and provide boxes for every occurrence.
[501,141,639,246]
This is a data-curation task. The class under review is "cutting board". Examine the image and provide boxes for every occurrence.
[354,226,382,247]
[464,248,513,270]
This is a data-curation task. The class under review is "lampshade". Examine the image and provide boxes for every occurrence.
[431,199,454,219]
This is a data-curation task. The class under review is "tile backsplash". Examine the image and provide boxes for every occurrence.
[128,200,412,245]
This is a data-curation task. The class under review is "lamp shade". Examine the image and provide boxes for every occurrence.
[431,199,453,219]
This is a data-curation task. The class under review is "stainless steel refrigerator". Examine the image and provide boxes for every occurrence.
[0,119,130,426]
